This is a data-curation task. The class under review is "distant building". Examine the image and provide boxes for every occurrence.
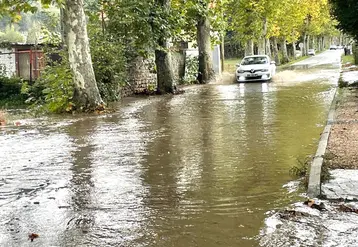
[0,43,45,81]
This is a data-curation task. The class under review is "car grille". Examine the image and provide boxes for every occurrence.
[245,75,262,79]
[244,69,266,73]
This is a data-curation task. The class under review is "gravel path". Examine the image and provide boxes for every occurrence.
[327,85,358,169]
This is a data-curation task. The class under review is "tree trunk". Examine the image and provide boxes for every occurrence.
[306,35,310,55]
[197,10,214,84]
[292,41,296,58]
[265,38,271,57]
[63,0,103,110]
[155,0,175,93]
[339,32,343,46]
[281,39,289,63]
[258,38,265,55]
[259,18,268,55]
[245,39,254,56]
[271,37,280,65]
[155,41,175,93]
[220,33,225,72]
[60,8,65,43]
[302,33,307,56]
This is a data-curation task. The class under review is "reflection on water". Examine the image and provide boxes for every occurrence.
[0,68,337,246]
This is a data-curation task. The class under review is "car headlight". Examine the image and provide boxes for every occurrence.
[261,69,269,72]
[237,69,244,73]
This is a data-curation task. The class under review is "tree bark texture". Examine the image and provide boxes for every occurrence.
[302,33,307,56]
[197,13,214,84]
[63,0,103,110]
[220,33,225,72]
[317,36,321,51]
[155,0,175,93]
[271,37,280,65]
[258,18,267,55]
[155,41,175,93]
[306,35,310,54]
[245,39,254,56]
[265,38,271,57]
[292,41,296,58]
[281,39,289,63]
[258,38,265,55]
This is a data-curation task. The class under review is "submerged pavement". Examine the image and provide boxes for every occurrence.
[0,49,344,247]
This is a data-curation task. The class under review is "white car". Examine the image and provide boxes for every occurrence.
[236,55,276,82]
[329,45,337,50]
[308,49,315,56]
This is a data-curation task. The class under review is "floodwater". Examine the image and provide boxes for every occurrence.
[0,50,341,246]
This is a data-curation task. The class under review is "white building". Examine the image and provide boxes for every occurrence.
[0,47,16,78]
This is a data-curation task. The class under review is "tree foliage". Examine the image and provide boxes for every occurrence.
[21,49,74,113]
[0,25,24,43]
[330,0,358,40]
[226,0,339,50]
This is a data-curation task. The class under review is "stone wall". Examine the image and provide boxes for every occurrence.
[171,52,186,84]
[121,56,157,97]
[121,52,186,97]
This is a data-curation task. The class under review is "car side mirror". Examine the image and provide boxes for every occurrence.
[270,61,276,65]
[236,64,240,68]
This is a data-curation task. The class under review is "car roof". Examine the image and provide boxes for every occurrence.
[243,55,269,58]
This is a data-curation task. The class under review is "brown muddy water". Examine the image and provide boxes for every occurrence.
[0,58,340,246]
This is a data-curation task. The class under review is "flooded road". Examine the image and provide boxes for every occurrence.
[0,50,341,246]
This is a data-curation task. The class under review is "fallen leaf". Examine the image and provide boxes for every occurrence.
[28,233,39,242]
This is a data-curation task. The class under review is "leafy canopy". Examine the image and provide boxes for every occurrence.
[330,0,358,40]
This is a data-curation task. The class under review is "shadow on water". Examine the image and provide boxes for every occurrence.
[62,117,97,245]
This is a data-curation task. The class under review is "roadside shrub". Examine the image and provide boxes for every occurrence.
[87,13,127,102]
[289,156,311,188]
[90,39,127,102]
[338,76,349,88]
[0,77,23,98]
[321,160,332,184]
[181,55,199,84]
[290,155,332,189]
[21,50,74,113]
[0,76,26,107]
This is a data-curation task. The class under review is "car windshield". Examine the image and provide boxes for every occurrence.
[241,56,268,65]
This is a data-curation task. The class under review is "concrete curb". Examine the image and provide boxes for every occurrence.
[307,87,338,198]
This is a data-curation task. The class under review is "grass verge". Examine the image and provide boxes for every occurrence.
[342,54,354,65]
[224,58,240,72]
[278,56,310,70]
[289,155,331,189]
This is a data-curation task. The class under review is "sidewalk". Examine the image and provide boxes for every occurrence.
[322,65,358,199]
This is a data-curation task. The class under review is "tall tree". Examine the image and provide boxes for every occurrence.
[153,0,176,93]
[196,0,214,83]
[105,0,176,93]
[0,0,103,111]
[63,0,103,109]
[172,0,217,83]
[330,0,358,40]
